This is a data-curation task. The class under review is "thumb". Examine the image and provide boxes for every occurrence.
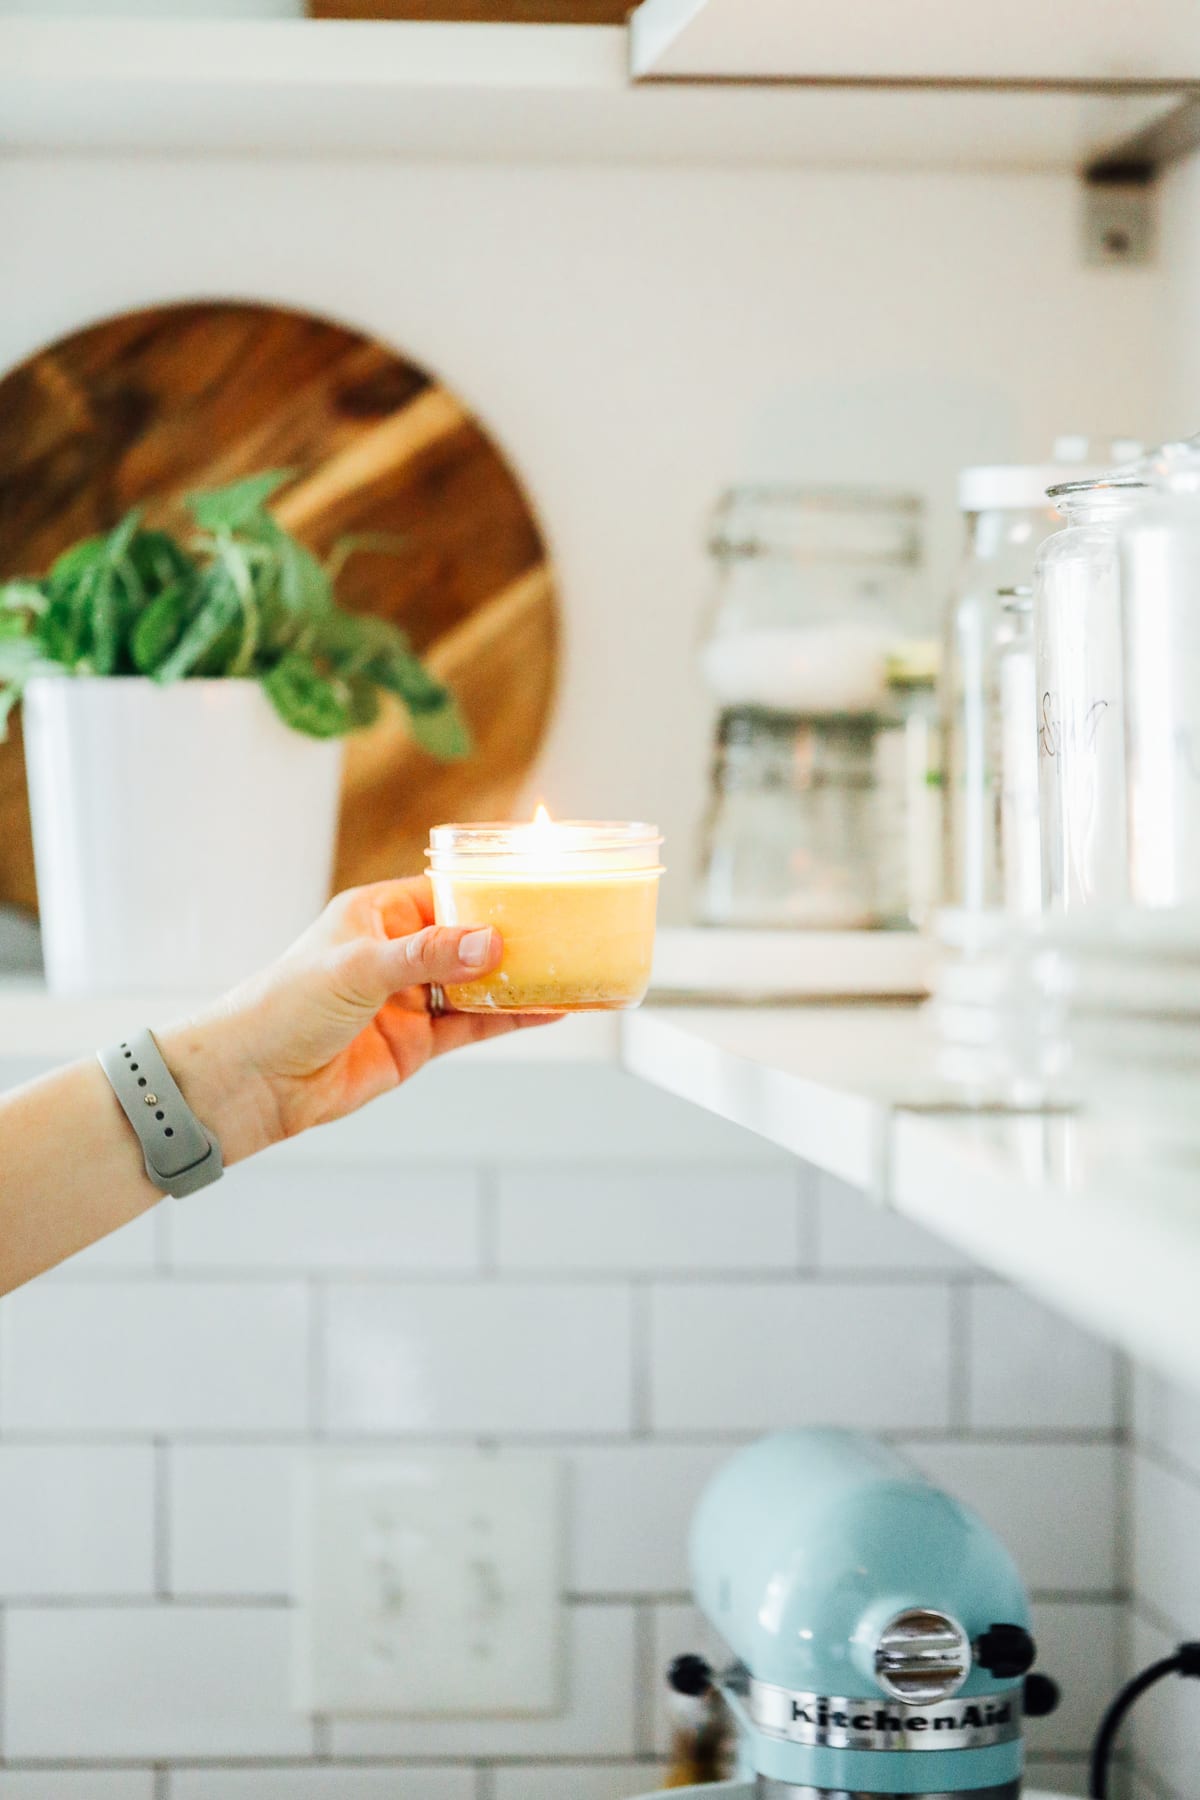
[381,923,501,994]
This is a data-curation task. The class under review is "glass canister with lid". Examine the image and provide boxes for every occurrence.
[941,441,1138,910]
[696,487,922,928]
[1034,472,1147,913]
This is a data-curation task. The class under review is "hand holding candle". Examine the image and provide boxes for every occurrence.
[428,807,664,1012]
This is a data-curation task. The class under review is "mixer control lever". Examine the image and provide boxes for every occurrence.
[667,1653,714,1697]
[975,1623,1037,1679]
[1023,1672,1061,1717]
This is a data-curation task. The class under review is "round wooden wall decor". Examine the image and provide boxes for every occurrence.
[0,299,559,916]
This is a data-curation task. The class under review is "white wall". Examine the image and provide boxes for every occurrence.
[0,154,1166,919]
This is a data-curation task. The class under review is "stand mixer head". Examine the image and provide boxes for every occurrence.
[650,1429,1059,1799]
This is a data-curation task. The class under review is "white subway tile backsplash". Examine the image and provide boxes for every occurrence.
[266,1066,789,1167]
[330,1604,636,1759]
[0,1778,156,1800]
[169,1445,296,1596]
[324,1282,632,1434]
[571,1442,729,1595]
[170,1771,475,1800]
[4,1606,311,1760]
[1134,1453,1200,1628]
[493,1767,665,1800]
[904,1441,1119,1593]
[166,1166,481,1272]
[650,1282,952,1432]
[1024,1600,1121,1757]
[0,1444,155,1595]
[967,1287,1117,1431]
[495,1167,801,1273]
[0,1281,309,1433]
[815,1173,970,1271]
[1134,1365,1200,1482]
[1023,1760,1088,1797]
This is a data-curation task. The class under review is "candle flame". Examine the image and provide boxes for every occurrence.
[532,803,553,831]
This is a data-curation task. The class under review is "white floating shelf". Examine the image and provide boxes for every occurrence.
[631,0,1200,85]
[622,1004,1200,1394]
[0,19,1181,171]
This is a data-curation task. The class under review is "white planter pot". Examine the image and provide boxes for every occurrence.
[24,677,343,995]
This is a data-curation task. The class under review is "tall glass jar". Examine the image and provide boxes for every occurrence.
[1120,442,1200,906]
[1034,477,1145,912]
[696,488,922,928]
[993,589,1041,918]
[942,465,1083,911]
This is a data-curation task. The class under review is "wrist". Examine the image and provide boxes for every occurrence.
[156,1011,284,1168]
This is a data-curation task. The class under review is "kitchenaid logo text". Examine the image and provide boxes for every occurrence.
[749,1679,1020,1753]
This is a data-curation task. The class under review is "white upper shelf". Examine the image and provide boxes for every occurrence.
[630,0,1200,86]
[0,19,1182,172]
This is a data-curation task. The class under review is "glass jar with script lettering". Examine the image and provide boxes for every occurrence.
[1034,476,1146,912]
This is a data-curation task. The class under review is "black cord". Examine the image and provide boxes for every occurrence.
[1089,1640,1200,1798]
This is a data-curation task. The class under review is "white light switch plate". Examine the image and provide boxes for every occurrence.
[293,1449,564,1717]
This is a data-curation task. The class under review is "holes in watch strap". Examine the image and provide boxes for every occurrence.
[155,1110,165,1121]
[164,1127,174,1138]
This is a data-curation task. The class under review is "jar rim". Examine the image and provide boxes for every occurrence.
[1045,476,1148,499]
[428,820,663,863]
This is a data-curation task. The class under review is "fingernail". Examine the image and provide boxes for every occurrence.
[460,928,495,967]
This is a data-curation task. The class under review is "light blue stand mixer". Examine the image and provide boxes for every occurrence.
[636,1429,1060,1800]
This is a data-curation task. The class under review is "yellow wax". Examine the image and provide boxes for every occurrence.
[430,871,661,1012]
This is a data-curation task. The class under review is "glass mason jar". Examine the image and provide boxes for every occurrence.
[699,487,922,717]
[697,711,881,928]
[1034,477,1145,912]
[696,487,921,928]
[942,469,1071,911]
[1120,444,1200,906]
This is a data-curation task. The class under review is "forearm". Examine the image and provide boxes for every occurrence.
[0,1015,280,1295]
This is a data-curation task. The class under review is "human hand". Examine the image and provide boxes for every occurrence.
[159,878,555,1163]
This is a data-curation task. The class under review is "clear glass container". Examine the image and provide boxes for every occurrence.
[696,487,921,928]
[1120,442,1200,907]
[428,817,663,1012]
[697,711,881,928]
[700,487,922,718]
[993,589,1042,918]
[943,476,1068,911]
[876,647,941,927]
[1034,478,1145,912]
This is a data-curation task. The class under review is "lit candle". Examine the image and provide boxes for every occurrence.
[427,808,664,1012]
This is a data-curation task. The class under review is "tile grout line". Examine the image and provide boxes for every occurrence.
[478,1166,499,1279]
[630,1286,652,1440]
[799,1162,820,1270]
[948,1279,972,1432]
[307,1277,326,1440]
[154,1436,171,1601]
[632,1597,657,1760]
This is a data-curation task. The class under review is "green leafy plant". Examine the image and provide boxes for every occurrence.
[0,470,470,756]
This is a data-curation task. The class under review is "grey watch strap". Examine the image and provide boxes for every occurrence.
[97,1029,223,1200]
